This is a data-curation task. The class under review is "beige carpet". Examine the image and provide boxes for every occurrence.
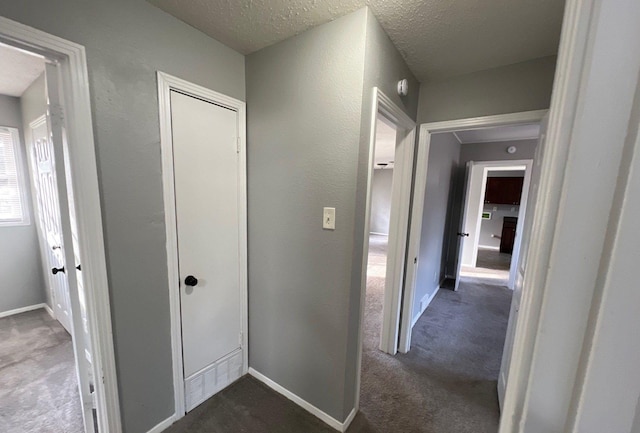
[0,309,83,433]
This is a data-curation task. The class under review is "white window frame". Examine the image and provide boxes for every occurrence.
[0,126,30,226]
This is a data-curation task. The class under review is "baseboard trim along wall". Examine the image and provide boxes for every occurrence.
[43,304,54,318]
[369,231,389,236]
[146,414,176,433]
[411,284,441,328]
[478,244,500,251]
[249,368,355,432]
[0,303,47,319]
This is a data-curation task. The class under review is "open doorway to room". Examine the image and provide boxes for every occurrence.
[0,41,88,433]
[362,113,396,353]
[463,168,526,282]
[0,17,120,433]
[390,112,545,431]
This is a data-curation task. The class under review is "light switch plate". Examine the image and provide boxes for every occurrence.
[323,207,336,230]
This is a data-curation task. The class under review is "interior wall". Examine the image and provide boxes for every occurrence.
[344,7,420,417]
[445,139,538,274]
[369,169,393,235]
[246,8,368,421]
[0,93,45,313]
[479,170,526,249]
[480,204,520,249]
[413,132,460,319]
[417,56,556,123]
[0,1,246,431]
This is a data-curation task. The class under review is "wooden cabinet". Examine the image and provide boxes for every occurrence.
[484,177,524,205]
[500,217,518,254]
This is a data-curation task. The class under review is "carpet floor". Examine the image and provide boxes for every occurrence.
[0,308,82,433]
[167,234,512,432]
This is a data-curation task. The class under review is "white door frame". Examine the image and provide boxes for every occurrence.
[399,110,546,354]
[459,160,533,288]
[0,16,122,433]
[157,71,248,420]
[354,88,416,408]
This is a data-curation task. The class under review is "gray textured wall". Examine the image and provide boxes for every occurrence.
[0,94,45,313]
[413,132,460,318]
[344,8,420,417]
[0,1,245,431]
[369,169,393,235]
[246,8,368,421]
[417,56,557,123]
[246,7,419,422]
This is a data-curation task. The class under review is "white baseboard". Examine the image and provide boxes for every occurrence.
[146,414,176,433]
[0,303,47,319]
[249,368,353,432]
[369,232,388,236]
[411,285,441,328]
[478,245,500,251]
[43,303,54,318]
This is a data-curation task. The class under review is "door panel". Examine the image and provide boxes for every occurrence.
[170,91,243,409]
[454,162,473,291]
[29,116,73,334]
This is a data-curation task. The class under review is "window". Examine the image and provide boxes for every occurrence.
[0,127,29,226]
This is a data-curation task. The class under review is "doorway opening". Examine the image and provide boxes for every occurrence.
[0,17,120,433]
[390,112,546,430]
[457,161,533,289]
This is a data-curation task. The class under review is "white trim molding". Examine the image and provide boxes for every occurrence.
[0,303,47,319]
[145,415,176,433]
[0,16,121,433]
[249,368,355,432]
[411,286,441,328]
[157,71,248,422]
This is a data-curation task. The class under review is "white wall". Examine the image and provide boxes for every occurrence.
[369,169,393,235]
[0,93,45,314]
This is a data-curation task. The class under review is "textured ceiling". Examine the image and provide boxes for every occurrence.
[0,43,45,97]
[149,0,565,81]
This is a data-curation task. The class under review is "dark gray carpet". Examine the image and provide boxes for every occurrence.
[165,234,512,432]
[0,308,83,433]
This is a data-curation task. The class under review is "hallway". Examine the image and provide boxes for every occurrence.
[357,237,512,432]
[166,236,512,432]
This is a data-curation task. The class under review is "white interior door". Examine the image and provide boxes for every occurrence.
[498,114,549,408]
[28,115,73,334]
[170,90,244,411]
[44,63,95,432]
[454,162,473,291]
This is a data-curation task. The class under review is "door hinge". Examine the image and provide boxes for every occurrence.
[236,137,241,154]
[49,103,65,124]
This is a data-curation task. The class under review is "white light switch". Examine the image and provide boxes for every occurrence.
[323,207,336,230]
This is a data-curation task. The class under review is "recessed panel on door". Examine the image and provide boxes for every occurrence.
[170,91,243,410]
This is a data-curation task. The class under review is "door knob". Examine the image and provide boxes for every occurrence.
[52,267,65,275]
[457,232,470,237]
[76,264,81,271]
[184,275,198,287]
